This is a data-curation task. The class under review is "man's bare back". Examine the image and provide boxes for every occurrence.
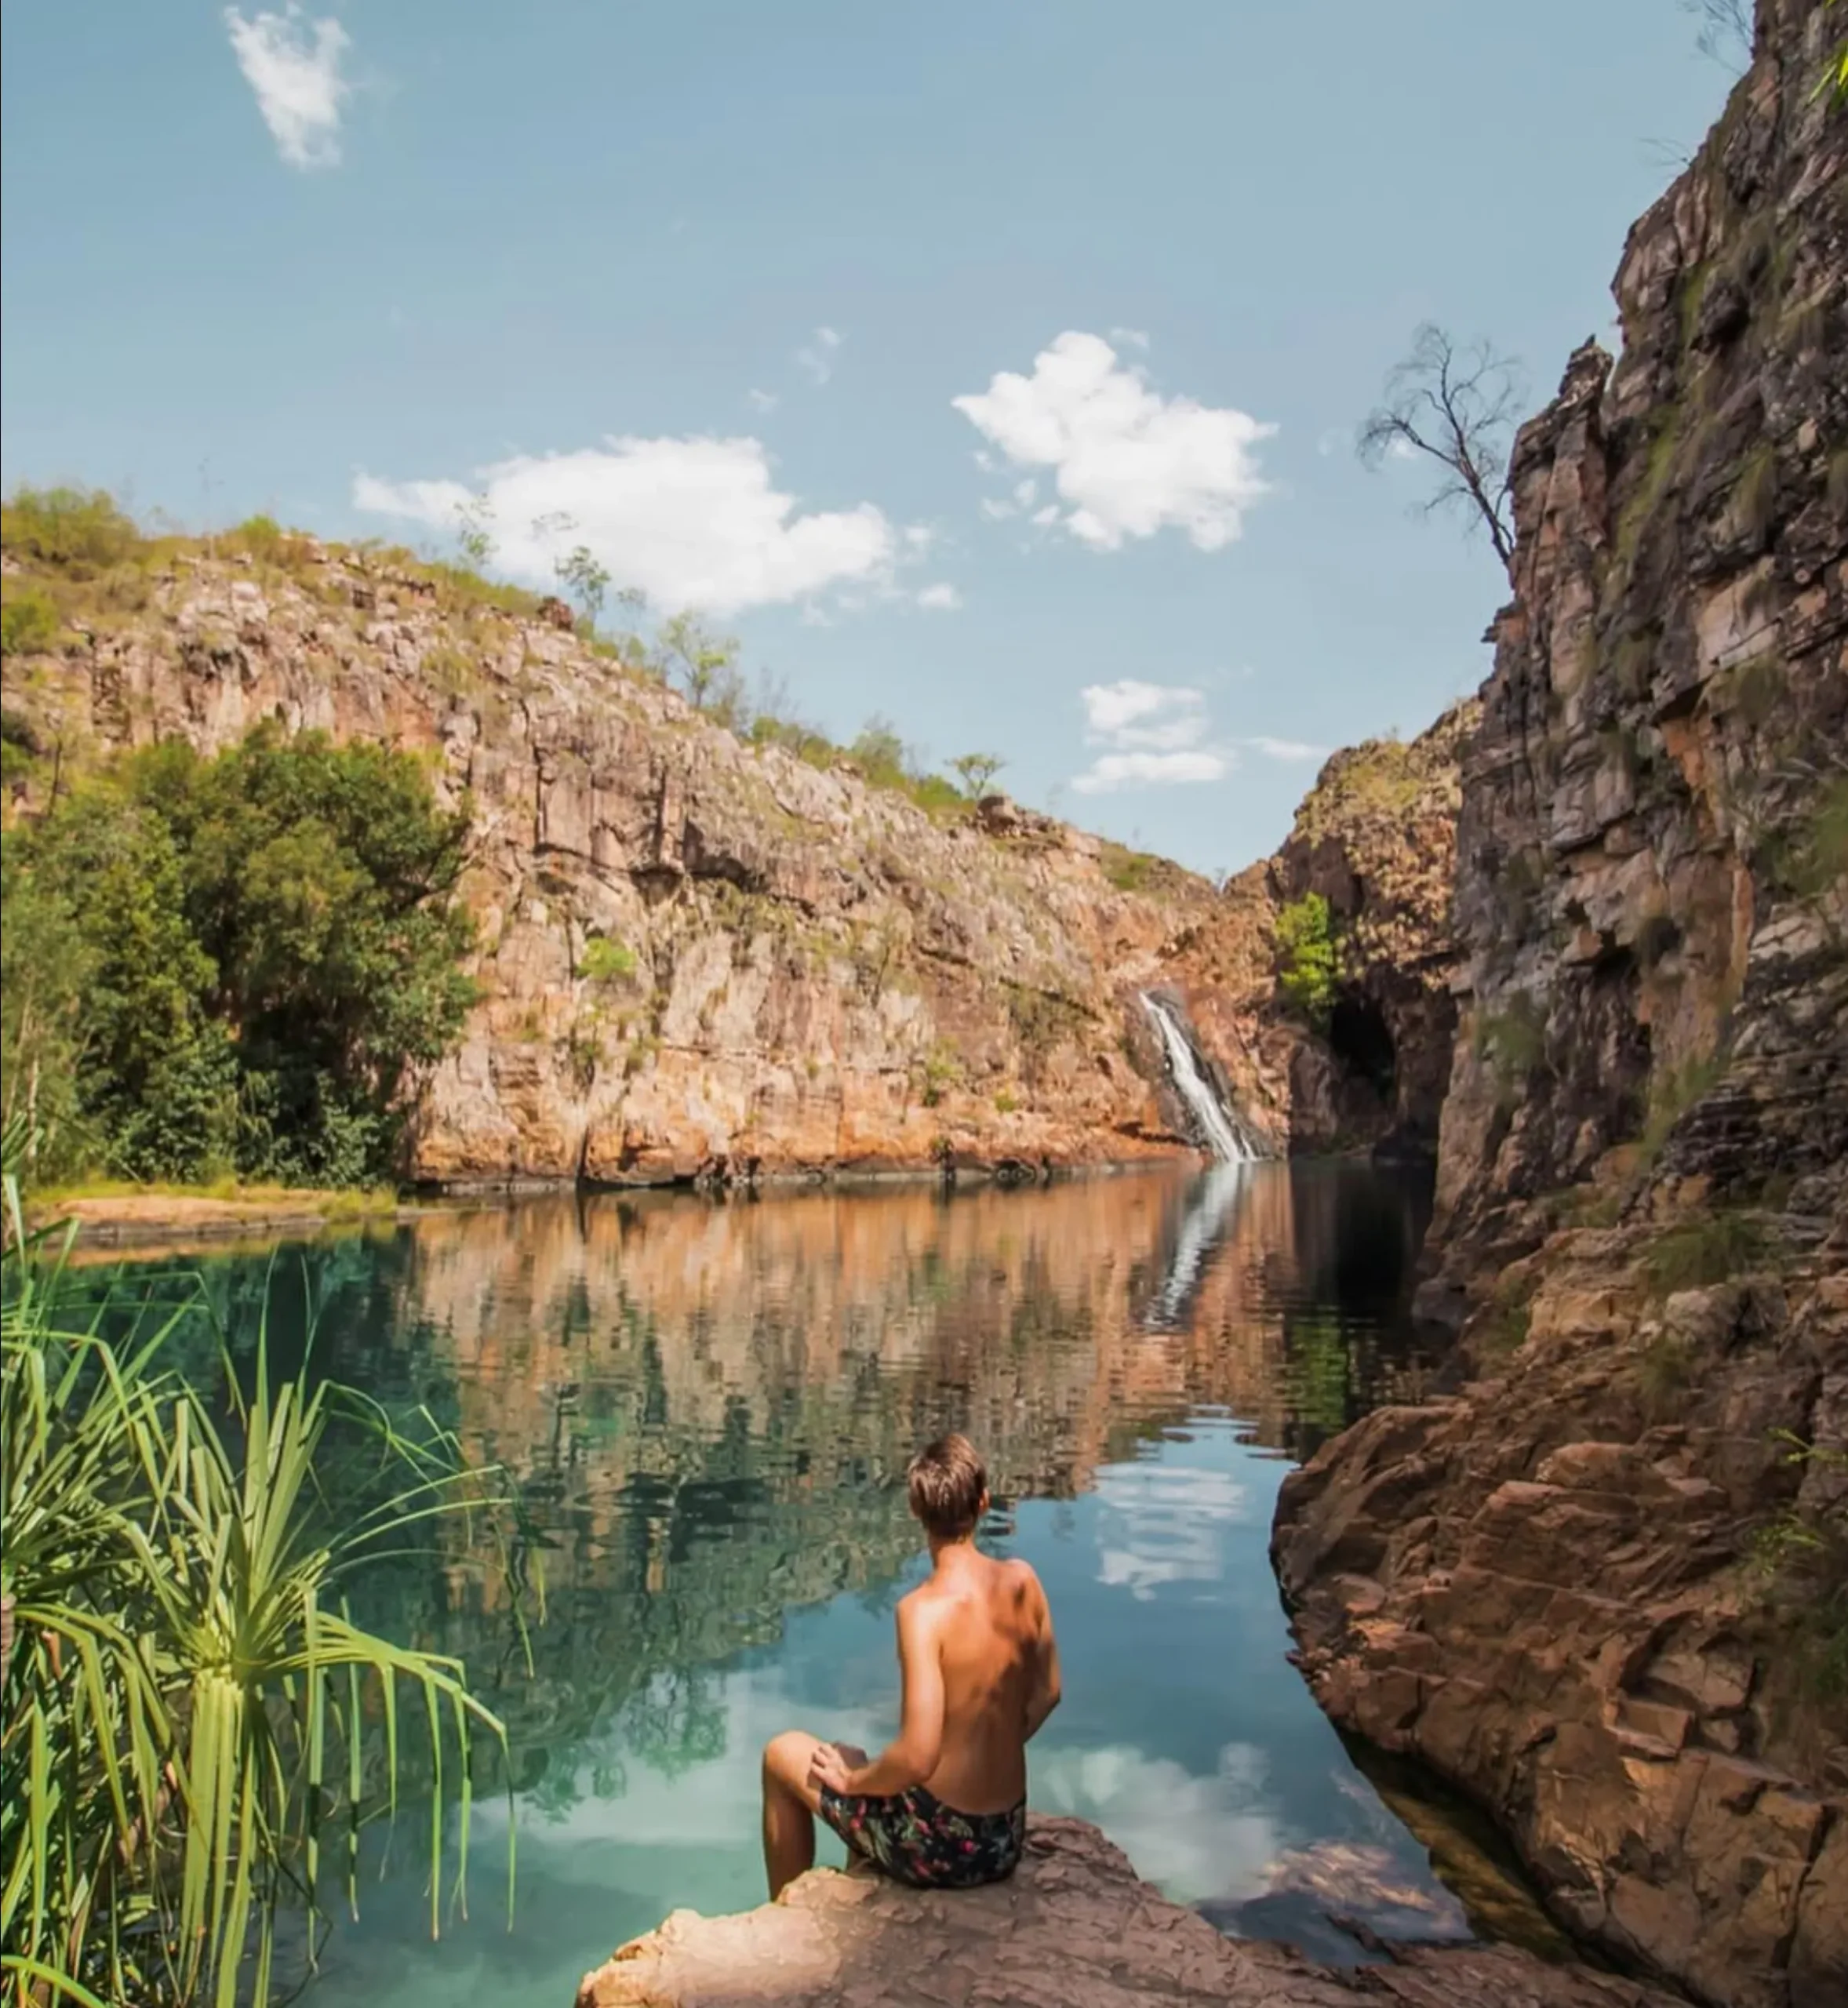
[760,1435,1061,1897]
[886,1548,1053,1813]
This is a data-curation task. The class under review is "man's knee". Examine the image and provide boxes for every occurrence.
[762,1730,814,1791]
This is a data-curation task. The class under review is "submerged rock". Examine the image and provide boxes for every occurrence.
[573,1817,1683,2008]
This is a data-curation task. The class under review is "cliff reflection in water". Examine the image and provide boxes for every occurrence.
[114,1161,1453,1994]
[151,1166,1431,1791]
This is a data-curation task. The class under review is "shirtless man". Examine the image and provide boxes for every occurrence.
[760,1434,1061,1898]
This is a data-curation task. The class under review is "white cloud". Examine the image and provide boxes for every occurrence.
[1074,748,1230,793]
[353,435,912,617]
[1069,680,1326,791]
[1073,679,1232,794]
[1081,679,1206,747]
[746,387,779,413]
[1108,326,1151,351]
[795,326,843,386]
[915,582,962,611]
[224,6,352,169]
[954,332,1273,551]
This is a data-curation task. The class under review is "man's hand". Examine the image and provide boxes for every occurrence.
[807,1741,862,1799]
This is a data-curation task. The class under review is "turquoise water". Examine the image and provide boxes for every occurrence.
[111,1161,1493,2003]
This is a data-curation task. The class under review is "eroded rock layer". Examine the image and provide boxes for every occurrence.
[1275,5,1847,2004]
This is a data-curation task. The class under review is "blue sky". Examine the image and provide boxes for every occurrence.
[2,2,1731,873]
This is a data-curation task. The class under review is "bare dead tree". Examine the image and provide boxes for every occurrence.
[1359,324,1524,576]
[1682,0,1752,74]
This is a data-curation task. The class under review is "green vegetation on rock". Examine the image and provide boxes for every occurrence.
[1275,892,1341,1027]
[2,729,476,1188]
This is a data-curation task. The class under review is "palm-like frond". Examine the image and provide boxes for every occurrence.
[1,1170,511,2007]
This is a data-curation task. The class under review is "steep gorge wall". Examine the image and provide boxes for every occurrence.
[1276,5,1847,2004]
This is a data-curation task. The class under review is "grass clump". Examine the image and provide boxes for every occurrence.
[1638,1330,1695,1419]
[1734,443,1779,549]
[916,1041,963,1109]
[1275,892,1341,1028]
[1641,1210,1769,1298]
[580,935,638,984]
[1635,1051,1726,1168]
[1472,994,1547,1108]
[1100,839,1197,895]
[1473,1297,1532,1361]
[1752,1431,1848,1705]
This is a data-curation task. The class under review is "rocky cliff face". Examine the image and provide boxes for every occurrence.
[3,547,1297,1184]
[1275,5,1847,2004]
[3,529,1478,1184]
[1268,704,1476,1162]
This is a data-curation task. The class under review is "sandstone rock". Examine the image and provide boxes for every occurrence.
[1268,704,1479,1162]
[573,1817,1686,2008]
[1276,7,1848,2003]
[0,555,1293,1184]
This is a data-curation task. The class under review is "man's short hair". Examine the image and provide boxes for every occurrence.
[907,1435,988,1538]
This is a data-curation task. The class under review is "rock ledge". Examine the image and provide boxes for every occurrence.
[573,1816,1682,2008]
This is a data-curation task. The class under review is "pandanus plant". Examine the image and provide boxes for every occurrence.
[1,1140,512,2007]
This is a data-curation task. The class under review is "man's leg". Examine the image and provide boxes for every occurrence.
[760,1733,869,1900]
[762,1731,825,1899]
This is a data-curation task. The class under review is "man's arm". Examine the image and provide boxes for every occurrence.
[1022,1572,1061,1742]
[812,1599,944,1798]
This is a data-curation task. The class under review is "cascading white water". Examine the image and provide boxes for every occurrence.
[1140,993,1256,1163]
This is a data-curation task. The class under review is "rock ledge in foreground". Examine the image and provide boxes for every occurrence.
[574,1815,1681,2008]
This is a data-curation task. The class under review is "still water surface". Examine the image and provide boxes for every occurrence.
[115,1162,1518,2004]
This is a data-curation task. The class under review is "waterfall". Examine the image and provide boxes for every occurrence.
[1140,993,1257,1164]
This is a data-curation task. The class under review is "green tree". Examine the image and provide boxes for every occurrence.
[653,612,742,715]
[1275,892,1341,1028]
[950,751,1006,798]
[849,717,909,787]
[555,544,612,628]
[8,730,478,1187]
[0,841,94,1180]
[453,490,496,573]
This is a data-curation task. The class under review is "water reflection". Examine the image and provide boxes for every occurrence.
[96,1161,1485,2006]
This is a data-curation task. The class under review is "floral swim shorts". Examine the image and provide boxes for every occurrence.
[817,1782,1026,1890]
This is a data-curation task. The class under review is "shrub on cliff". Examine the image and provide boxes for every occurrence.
[0,484,142,577]
[1275,893,1341,1027]
[0,584,60,657]
[2,728,476,1188]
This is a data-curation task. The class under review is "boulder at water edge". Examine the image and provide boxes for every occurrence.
[573,1815,1683,2008]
